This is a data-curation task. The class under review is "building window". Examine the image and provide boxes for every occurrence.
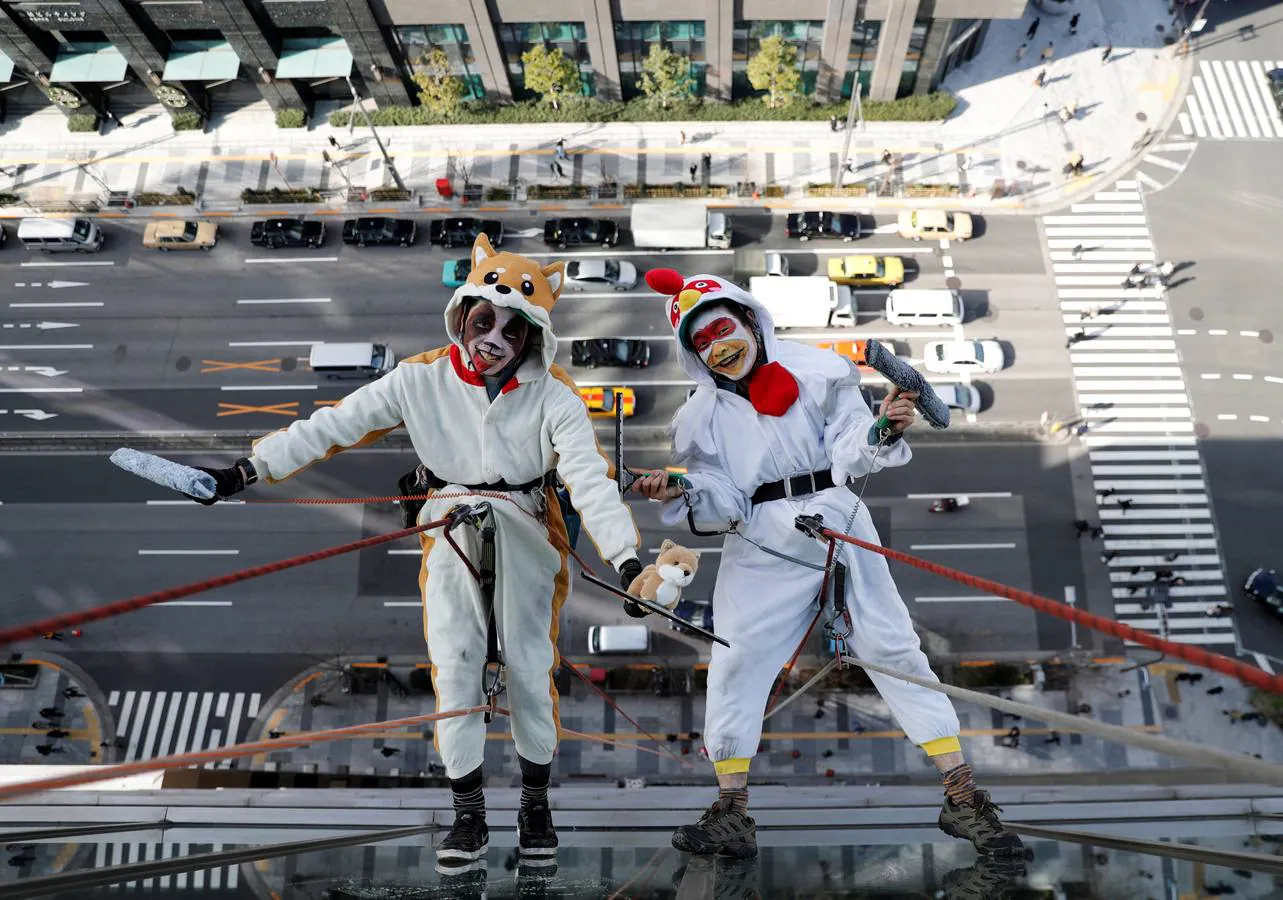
[395,24,485,101]
[496,22,593,100]
[898,18,939,98]
[842,20,881,99]
[614,21,706,101]
[731,20,824,101]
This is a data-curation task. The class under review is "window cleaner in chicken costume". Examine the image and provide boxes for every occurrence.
[186,234,645,875]
[631,269,1022,860]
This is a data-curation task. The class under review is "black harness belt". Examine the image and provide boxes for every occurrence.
[420,469,555,493]
[751,470,837,505]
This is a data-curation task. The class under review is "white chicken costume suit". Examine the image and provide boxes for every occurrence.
[248,235,640,779]
[648,268,963,776]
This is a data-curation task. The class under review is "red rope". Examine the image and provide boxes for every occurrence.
[561,662,693,770]
[0,517,451,647]
[820,526,1283,694]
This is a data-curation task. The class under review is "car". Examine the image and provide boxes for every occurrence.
[897,209,973,242]
[923,339,1005,374]
[543,217,618,249]
[441,258,472,288]
[341,216,417,247]
[579,386,635,418]
[670,598,713,636]
[250,218,325,249]
[142,220,218,252]
[564,258,638,291]
[786,211,862,242]
[570,338,651,369]
[827,255,905,287]
[1268,68,1283,115]
[428,217,504,249]
[859,386,882,415]
[929,381,982,414]
[817,339,872,369]
[1245,568,1283,620]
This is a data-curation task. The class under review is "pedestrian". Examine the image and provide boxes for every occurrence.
[1206,604,1233,618]
[1071,243,1084,260]
[1164,552,1181,562]
[1034,68,1046,88]
[1016,43,1027,62]
[701,152,711,171]
[1171,576,1186,587]
[1074,518,1091,538]
[1081,305,1102,322]
[1154,568,1173,582]
[814,709,825,720]
[679,130,687,146]
[552,161,565,179]
[1069,13,1080,35]
[689,163,698,183]
[1059,101,1077,123]
[1075,703,1093,714]
[689,731,701,740]
[1099,487,1117,499]
[45,728,70,739]
[38,707,64,720]
[1129,566,1142,575]
[42,632,64,642]
[32,722,54,730]
[1241,712,1264,724]
[1044,731,1061,745]
[1040,42,1055,62]
[1101,550,1117,563]
[555,139,568,162]
[1116,690,1131,698]
[1117,499,1133,512]
[881,148,893,166]
[34,744,62,756]
[380,746,402,757]
[1102,43,1113,63]
[1066,330,1086,348]
[328,135,340,149]
[829,115,839,132]
[1188,673,1205,684]
[1206,685,1224,696]
[62,687,84,699]
[268,730,285,740]
[1158,261,1176,278]
[308,694,329,708]
[1027,18,1040,41]
[790,749,802,760]
[822,749,834,758]
[1128,584,1143,596]
[1090,526,1104,540]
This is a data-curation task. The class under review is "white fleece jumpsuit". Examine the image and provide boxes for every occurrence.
[657,279,960,771]
[249,274,639,779]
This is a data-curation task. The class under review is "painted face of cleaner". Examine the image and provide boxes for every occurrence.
[462,300,529,374]
[689,306,758,381]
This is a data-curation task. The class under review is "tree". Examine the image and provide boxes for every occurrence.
[638,44,692,109]
[521,45,581,109]
[412,47,465,116]
[746,34,802,108]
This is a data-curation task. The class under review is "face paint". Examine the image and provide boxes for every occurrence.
[689,306,758,381]
[462,300,529,374]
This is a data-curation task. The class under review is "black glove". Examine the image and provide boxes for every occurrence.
[398,466,429,528]
[188,457,256,506]
[618,558,650,619]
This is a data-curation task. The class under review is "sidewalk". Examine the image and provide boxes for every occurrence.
[0,0,1188,216]
[0,652,110,766]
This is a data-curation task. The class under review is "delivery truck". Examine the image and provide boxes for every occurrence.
[630,202,731,250]
[748,276,853,330]
[732,247,788,285]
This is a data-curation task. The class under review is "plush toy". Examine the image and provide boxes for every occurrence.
[627,539,701,609]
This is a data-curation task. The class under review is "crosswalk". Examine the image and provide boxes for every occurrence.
[1042,183,1234,649]
[92,841,240,891]
[1180,60,1283,139]
[107,690,261,768]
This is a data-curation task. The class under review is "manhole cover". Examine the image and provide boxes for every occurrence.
[1136,111,1148,122]
[1194,422,1210,439]
[1016,160,1028,171]
[945,276,962,291]
[1188,307,1204,321]
[280,356,297,371]
[1260,330,1274,344]
[175,356,191,372]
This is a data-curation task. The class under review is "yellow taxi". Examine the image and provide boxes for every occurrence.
[142,219,219,251]
[579,386,636,418]
[816,339,872,370]
[827,254,905,287]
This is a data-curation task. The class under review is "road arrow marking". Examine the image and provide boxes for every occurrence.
[2,366,68,377]
[49,281,90,289]
[13,409,58,421]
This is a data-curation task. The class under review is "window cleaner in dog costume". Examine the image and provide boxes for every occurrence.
[184,234,646,874]
[630,268,1023,860]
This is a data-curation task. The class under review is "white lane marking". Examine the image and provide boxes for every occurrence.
[1102,523,1216,534]
[1069,202,1144,214]
[1142,154,1186,172]
[1232,374,1252,380]
[914,595,1003,603]
[109,690,120,706]
[1266,376,1283,384]
[388,549,420,555]
[1079,393,1190,405]
[19,261,115,267]
[219,384,318,391]
[215,692,229,718]
[0,387,82,393]
[1240,330,1260,337]
[909,543,1016,550]
[1134,171,1165,192]
[146,499,246,505]
[1043,215,1149,225]
[154,692,182,759]
[1249,415,1270,422]
[236,298,331,305]
[190,693,214,755]
[157,600,234,606]
[1218,414,1238,420]
[1255,653,1276,675]
[1073,367,1184,377]
[905,492,1011,499]
[247,693,261,719]
[138,549,240,555]
[1100,508,1210,520]
[0,344,92,349]
[1208,329,1228,335]
[9,302,104,308]
[125,691,151,761]
[172,691,200,755]
[140,693,166,761]
[1177,329,1197,335]
[1201,374,1220,379]
[1092,479,1205,491]
[244,257,339,264]
[228,340,319,347]
[383,601,422,607]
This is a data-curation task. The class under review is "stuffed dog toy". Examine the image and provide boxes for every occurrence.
[627,539,701,609]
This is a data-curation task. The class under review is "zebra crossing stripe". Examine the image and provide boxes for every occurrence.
[1183,60,1283,139]
[94,842,239,890]
[108,690,261,763]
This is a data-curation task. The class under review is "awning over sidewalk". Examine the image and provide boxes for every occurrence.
[50,43,129,84]
[0,50,14,84]
[275,37,353,80]
[162,40,241,82]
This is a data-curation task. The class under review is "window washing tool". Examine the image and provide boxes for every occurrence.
[109,448,217,500]
[863,339,951,432]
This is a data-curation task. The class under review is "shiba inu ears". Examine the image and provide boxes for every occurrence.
[472,232,495,267]
[541,260,565,301]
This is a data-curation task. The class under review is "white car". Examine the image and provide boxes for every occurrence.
[564,258,638,291]
[923,340,1005,375]
[929,382,982,413]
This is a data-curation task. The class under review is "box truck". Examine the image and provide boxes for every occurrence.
[748,276,853,330]
[629,202,731,250]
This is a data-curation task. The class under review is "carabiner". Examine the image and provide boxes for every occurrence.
[482,661,504,723]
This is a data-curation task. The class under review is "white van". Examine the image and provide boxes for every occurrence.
[587,624,651,654]
[885,289,964,327]
[17,217,105,253]
[308,342,396,379]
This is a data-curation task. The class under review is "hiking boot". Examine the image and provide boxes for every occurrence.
[517,800,558,864]
[942,856,1028,900]
[672,798,758,859]
[938,791,1024,856]
[435,811,489,873]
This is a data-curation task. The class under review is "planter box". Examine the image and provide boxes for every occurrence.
[623,183,730,199]
[527,185,589,200]
[134,191,196,207]
[805,184,870,198]
[368,188,411,202]
[240,188,324,205]
[484,187,513,202]
[904,183,960,198]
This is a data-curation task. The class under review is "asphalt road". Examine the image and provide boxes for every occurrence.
[0,210,1065,432]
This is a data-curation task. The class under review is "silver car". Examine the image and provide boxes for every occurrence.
[929,382,982,413]
[565,258,639,291]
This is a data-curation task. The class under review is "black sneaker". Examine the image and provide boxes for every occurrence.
[436,811,489,873]
[517,800,558,865]
[942,856,1028,900]
[672,798,758,859]
[938,791,1025,856]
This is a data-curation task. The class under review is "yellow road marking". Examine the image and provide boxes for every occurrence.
[216,401,298,418]
[201,358,281,374]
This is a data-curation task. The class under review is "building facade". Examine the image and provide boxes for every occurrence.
[0,0,1024,122]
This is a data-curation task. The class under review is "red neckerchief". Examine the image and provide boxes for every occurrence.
[746,361,798,416]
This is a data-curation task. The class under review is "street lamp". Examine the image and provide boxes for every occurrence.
[835,66,866,187]
[345,75,406,193]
